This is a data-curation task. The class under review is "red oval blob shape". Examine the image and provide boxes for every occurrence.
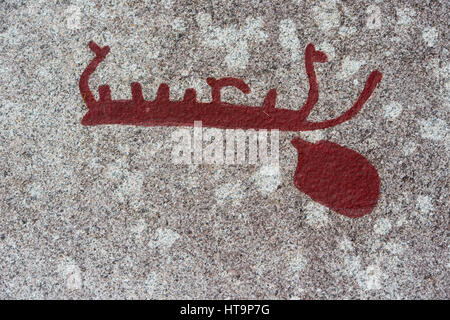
[291,138,380,218]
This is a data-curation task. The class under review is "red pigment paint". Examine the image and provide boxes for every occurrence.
[291,139,380,218]
[79,41,383,218]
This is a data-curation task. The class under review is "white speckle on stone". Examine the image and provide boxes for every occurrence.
[279,19,301,61]
[374,217,392,235]
[66,266,82,291]
[403,141,417,156]
[131,218,147,237]
[171,17,186,32]
[429,58,449,79]
[196,12,212,29]
[146,37,162,60]
[358,265,383,290]
[89,157,102,170]
[344,256,361,276]
[149,228,181,250]
[360,119,375,129]
[144,271,158,296]
[396,214,407,227]
[139,141,164,158]
[383,46,396,57]
[419,118,448,141]
[416,195,434,216]
[118,144,130,155]
[162,0,174,10]
[197,13,267,71]
[366,5,382,30]
[338,57,365,79]
[215,181,245,204]
[338,26,357,37]
[290,254,307,272]
[224,39,249,70]
[28,183,44,200]
[396,7,416,26]
[317,41,335,61]
[65,5,82,30]
[299,130,325,143]
[339,237,354,252]
[105,159,128,181]
[242,16,268,42]
[304,201,329,228]
[253,164,281,195]
[422,27,438,47]
[383,101,403,119]
[116,171,144,202]
[384,241,405,255]
[37,65,52,81]
[57,259,82,291]
[369,239,383,252]
[312,0,341,32]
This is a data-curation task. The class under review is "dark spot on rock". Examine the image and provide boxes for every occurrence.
[402,176,414,184]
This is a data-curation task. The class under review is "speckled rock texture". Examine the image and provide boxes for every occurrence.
[0,0,448,299]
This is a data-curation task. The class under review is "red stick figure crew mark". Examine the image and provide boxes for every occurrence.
[80,41,381,131]
[79,41,383,218]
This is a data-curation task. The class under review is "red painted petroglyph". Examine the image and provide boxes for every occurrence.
[79,41,383,218]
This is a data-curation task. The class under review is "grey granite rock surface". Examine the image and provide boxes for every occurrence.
[0,0,448,299]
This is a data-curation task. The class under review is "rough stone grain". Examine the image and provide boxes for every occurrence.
[0,0,448,299]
